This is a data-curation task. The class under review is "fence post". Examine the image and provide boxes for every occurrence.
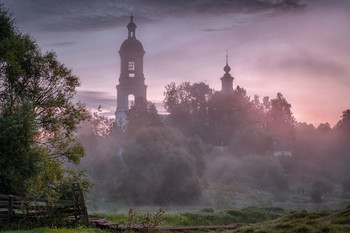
[72,183,78,220]
[78,183,90,227]
[8,195,13,223]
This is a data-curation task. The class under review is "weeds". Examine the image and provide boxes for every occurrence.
[122,208,165,232]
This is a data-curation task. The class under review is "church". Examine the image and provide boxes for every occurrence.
[115,15,234,123]
[115,15,147,123]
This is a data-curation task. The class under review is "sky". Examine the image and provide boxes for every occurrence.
[2,0,349,126]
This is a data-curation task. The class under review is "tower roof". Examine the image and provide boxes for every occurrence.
[119,15,145,54]
[223,49,231,73]
[120,39,144,53]
[127,13,137,36]
[220,50,234,95]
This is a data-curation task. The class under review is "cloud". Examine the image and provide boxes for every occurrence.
[75,91,166,118]
[43,42,75,47]
[4,0,306,32]
[203,27,236,32]
[75,90,116,110]
[149,99,167,114]
[278,55,349,84]
[254,49,350,86]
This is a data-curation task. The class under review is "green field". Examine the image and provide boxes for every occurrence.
[2,205,349,233]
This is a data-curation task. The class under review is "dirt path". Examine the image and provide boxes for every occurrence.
[89,216,239,231]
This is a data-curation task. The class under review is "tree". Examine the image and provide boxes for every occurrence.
[208,86,255,145]
[0,5,90,197]
[77,110,125,200]
[335,109,350,134]
[119,127,202,204]
[163,82,212,141]
[265,92,295,139]
[126,97,163,136]
[0,102,42,195]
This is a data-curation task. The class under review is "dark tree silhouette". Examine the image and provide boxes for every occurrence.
[164,82,212,140]
[0,5,90,197]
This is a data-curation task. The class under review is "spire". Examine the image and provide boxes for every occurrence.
[127,13,137,38]
[220,50,234,95]
[224,49,231,73]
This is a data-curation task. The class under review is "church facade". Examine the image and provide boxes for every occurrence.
[115,16,234,123]
[115,15,147,123]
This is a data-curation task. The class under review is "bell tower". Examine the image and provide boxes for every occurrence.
[221,50,234,95]
[116,15,147,123]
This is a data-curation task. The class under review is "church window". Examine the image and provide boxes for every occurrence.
[129,73,135,78]
[128,61,135,71]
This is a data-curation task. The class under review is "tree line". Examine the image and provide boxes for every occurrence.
[78,80,350,204]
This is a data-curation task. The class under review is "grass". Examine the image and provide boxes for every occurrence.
[96,206,287,226]
[231,205,350,233]
[1,206,350,232]
[0,226,108,233]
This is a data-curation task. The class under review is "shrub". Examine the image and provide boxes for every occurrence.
[119,127,203,204]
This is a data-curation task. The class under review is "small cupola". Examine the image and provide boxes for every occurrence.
[127,14,137,38]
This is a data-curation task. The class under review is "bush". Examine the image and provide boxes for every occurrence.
[118,127,203,204]
[310,179,332,203]
[342,177,350,197]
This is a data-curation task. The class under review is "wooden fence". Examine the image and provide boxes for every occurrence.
[0,183,89,227]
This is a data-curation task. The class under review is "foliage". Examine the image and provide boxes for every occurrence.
[342,177,350,197]
[119,127,203,204]
[4,206,350,232]
[310,179,333,203]
[122,208,165,232]
[335,109,350,134]
[208,86,253,145]
[0,227,108,233]
[206,154,288,192]
[126,97,163,137]
[265,93,295,138]
[0,5,90,197]
[229,126,273,157]
[100,206,286,227]
[0,102,46,195]
[232,206,350,233]
[163,82,212,140]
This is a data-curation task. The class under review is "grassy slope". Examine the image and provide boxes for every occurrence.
[232,206,350,233]
[96,206,287,226]
[1,206,349,232]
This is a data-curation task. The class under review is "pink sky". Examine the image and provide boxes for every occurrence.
[3,0,350,126]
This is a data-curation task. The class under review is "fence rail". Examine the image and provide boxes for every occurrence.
[0,183,89,227]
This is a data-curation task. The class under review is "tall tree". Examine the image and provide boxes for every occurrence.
[208,86,253,145]
[126,97,163,136]
[163,82,212,141]
[120,127,202,204]
[335,109,350,134]
[265,92,295,139]
[0,5,90,197]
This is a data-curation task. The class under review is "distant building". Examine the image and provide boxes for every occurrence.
[273,137,293,157]
[220,50,234,95]
[115,15,147,123]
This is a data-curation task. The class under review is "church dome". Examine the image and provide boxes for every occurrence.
[224,64,231,73]
[119,38,144,53]
[127,21,137,31]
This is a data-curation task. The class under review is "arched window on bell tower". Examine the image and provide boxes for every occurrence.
[128,60,135,77]
[128,94,135,109]
[128,61,135,71]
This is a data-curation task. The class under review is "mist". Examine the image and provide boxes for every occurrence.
[76,85,350,213]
